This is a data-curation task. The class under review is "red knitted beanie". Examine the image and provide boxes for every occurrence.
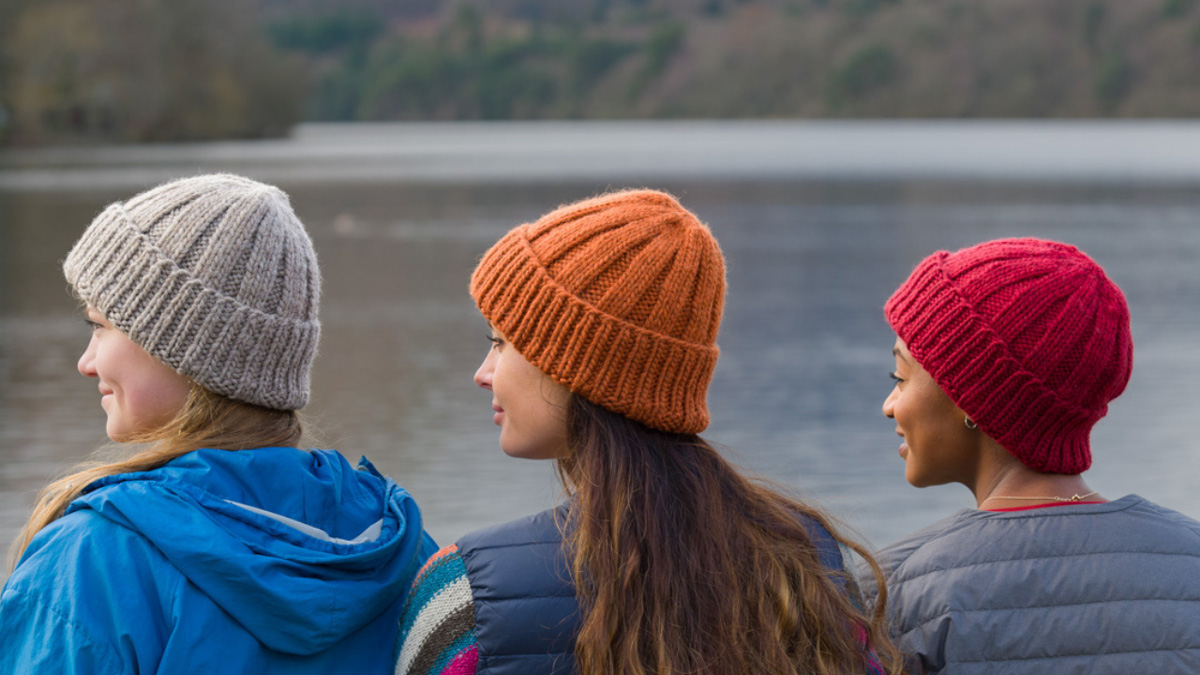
[470,190,725,435]
[885,238,1133,474]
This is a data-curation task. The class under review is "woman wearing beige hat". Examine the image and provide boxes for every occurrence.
[0,175,437,674]
[395,190,906,675]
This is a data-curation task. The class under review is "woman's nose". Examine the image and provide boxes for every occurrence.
[474,351,495,390]
[78,336,98,378]
[882,387,897,418]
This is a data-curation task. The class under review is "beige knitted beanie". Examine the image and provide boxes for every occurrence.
[63,174,321,411]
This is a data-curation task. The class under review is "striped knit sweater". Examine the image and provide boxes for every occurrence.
[396,543,887,675]
[395,545,478,675]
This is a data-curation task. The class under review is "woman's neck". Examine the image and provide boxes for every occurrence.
[969,440,1103,509]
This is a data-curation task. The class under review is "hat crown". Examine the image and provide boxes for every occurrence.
[528,190,724,348]
[123,174,319,322]
[943,238,1132,411]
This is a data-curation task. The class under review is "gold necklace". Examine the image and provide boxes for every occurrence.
[984,491,1099,503]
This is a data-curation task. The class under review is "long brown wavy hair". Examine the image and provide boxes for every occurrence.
[557,395,906,675]
[9,385,303,568]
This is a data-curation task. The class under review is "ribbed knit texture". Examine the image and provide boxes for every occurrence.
[885,238,1133,474]
[396,545,478,675]
[63,174,321,410]
[470,190,724,434]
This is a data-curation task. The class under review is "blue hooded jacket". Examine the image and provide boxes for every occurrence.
[0,447,438,674]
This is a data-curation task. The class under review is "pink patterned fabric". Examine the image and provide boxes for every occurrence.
[442,646,478,675]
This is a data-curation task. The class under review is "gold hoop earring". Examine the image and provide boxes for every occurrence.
[965,416,978,430]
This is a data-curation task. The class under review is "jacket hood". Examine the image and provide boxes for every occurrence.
[67,447,436,655]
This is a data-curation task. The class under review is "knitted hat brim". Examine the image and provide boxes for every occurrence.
[471,225,718,435]
[884,253,1097,474]
[64,203,319,411]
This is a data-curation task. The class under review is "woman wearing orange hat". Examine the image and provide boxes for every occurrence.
[394,190,907,675]
[865,238,1200,673]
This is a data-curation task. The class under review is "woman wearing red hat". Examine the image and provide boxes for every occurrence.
[395,190,907,675]
[866,238,1200,673]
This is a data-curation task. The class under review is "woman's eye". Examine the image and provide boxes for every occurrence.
[486,334,503,349]
[889,372,904,384]
[84,319,102,332]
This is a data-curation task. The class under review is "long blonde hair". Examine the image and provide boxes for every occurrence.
[9,385,303,568]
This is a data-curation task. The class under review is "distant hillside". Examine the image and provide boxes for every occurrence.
[261,0,1200,122]
[4,0,1200,144]
[0,0,304,145]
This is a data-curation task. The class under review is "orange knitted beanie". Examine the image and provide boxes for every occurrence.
[470,189,725,435]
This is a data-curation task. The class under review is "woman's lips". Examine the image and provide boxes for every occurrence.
[899,442,909,458]
[492,403,504,426]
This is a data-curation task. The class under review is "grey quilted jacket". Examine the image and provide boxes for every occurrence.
[860,495,1200,674]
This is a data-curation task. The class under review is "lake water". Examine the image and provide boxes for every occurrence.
[1,121,1198,576]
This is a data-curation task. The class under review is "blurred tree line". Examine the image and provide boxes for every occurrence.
[3,0,1200,145]
[0,0,303,145]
